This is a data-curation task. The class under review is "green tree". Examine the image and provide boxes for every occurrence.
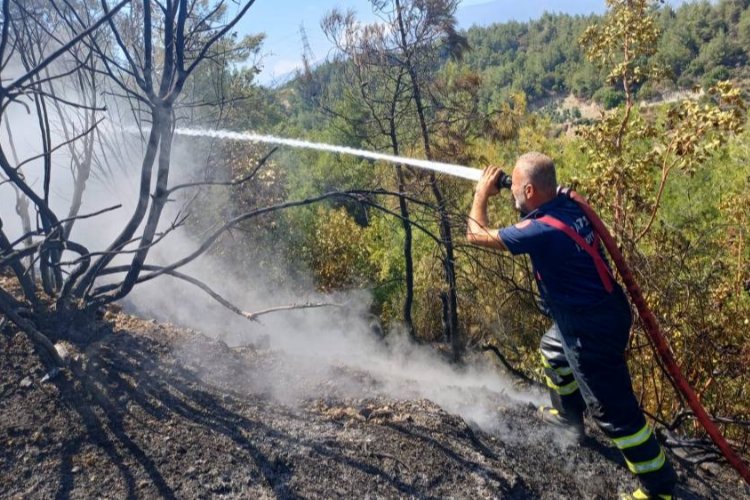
[373,0,469,358]
[578,0,749,443]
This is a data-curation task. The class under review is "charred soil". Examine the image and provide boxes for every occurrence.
[1,307,749,499]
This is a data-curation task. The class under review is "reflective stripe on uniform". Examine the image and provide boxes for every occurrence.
[545,376,579,395]
[540,354,574,376]
[628,488,672,500]
[613,423,652,450]
[555,366,574,376]
[625,449,666,475]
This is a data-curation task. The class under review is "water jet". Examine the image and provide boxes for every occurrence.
[172,128,485,182]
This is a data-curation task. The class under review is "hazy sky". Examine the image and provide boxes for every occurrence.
[233,0,691,86]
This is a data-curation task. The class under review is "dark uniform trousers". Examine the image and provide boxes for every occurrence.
[539,285,677,496]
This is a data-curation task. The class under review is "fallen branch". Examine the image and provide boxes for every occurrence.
[241,302,345,322]
[714,416,750,429]
[86,263,343,326]
[85,264,251,318]
[663,435,722,454]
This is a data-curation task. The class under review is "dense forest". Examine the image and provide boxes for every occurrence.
[462,0,750,105]
[182,0,750,451]
[1,0,748,481]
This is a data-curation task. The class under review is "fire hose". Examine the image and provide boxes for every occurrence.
[560,187,750,485]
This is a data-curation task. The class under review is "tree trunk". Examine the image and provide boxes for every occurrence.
[4,120,36,281]
[72,109,164,299]
[390,137,415,337]
[388,81,415,337]
[394,0,461,359]
[109,106,175,303]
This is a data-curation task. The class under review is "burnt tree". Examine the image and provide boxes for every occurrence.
[322,0,468,358]
[0,0,268,365]
[321,9,418,337]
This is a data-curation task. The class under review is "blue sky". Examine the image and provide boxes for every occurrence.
[233,0,690,86]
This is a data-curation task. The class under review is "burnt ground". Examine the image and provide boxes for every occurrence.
[1,308,749,499]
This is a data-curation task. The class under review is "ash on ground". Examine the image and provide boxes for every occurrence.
[1,308,748,499]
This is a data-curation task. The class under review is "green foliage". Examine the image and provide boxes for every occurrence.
[459,0,750,110]
[592,87,626,109]
[578,82,746,238]
[463,14,603,102]
[301,207,377,291]
[179,0,750,449]
[575,0,749,441]
[580,0,662,92]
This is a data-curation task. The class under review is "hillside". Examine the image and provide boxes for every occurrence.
[2,1,750,498]
[462,1,750,104]
[288,1,750,121]
[2,304,749,498]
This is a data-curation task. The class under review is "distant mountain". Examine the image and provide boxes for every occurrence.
[456,0,606,28]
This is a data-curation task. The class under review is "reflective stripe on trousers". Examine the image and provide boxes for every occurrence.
[541,287,676,496]
[612,423,669,477]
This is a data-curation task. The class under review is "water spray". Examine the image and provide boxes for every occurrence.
[167,127,750,483]
[171,128,513,186]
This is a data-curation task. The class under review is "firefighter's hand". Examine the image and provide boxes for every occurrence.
[475,166,504,198]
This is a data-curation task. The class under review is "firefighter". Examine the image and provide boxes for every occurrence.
[466,153,677,500]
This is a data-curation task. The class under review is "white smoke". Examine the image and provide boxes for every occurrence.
[1,98,544,437]
[117,129,545,434]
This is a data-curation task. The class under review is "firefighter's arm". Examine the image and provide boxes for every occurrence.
[466,166,508,251]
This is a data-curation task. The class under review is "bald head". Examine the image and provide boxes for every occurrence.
[510,152,557,214]
[515,152,557,195]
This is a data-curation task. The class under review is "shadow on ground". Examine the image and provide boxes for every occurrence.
[1,316,747,499]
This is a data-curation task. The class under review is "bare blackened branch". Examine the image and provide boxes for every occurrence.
[346,193,443,246]
[3,0,131,95]
[98,0,152,96]
[0,242,41,268]
[58,213,187,267]
[179,1,257,92]
[7,204,122,251]
[0,290,63,367]
[13,117,105,173]
[481,344,538,386]
[241,302,345,322]
[51,239,91,302]
[87,191,347,303]
[184,1,224,42]
[0,220,36,300]
[0,114,56,224]
[82,188,447,310]
[0,0,12,71]
[174,0,188,86]
[19,87,107,112]
[143,0,154,90]
[90,263,346,328]
[72,115,163,297]
[165,147,277,195]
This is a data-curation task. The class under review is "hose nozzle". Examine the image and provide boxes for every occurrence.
[496,172,512,190]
